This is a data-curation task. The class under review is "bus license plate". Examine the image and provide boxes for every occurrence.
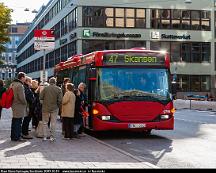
[128,124,146,128]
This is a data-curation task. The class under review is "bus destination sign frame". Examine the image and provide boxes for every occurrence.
[103,52,166,66]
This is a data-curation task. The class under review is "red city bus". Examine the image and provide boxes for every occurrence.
[54,48,175,134]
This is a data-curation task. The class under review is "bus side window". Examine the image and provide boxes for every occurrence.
[72,68,79,87]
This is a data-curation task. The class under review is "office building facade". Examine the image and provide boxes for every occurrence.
[16,0,216,97]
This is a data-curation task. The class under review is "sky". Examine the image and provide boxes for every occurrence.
[0,0,50,24]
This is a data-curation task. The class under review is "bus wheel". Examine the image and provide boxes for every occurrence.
[143,130,152,136]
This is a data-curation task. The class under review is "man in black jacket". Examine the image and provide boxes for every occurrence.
[22,76,35,139]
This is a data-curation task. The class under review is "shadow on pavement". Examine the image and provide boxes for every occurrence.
[89,130,173,165]
[0,130,139,163]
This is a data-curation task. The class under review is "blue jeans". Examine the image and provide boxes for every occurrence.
[11,118,23,141]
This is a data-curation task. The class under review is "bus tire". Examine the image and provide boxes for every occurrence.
[143,130,152,136]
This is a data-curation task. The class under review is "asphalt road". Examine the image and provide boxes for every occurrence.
[91,109,216,168]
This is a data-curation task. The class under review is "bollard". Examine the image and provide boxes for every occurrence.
[190,99,191,109]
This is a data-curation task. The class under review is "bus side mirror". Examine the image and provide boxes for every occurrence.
[88,68,96,81]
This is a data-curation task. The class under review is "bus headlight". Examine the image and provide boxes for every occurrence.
[101,116,111,121]
[160,115,170,120]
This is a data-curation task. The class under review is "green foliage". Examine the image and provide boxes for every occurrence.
[0,3,12,54]
[4,79,13,88]
[0,59,4,65]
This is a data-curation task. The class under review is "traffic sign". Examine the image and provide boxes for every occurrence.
[34,29,55,40]
[34,29,55,50]
[34,41,55,50]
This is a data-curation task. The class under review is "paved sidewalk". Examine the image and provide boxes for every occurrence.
[0,109,157,169]
[174,99,216,111]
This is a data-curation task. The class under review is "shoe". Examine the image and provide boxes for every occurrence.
[63,137,70,140]
[50,137,56,142]
[43,137,48,141]
[17,138,26,142]
[22,134,33,139]
[11,138,26,142]
[74,134,80,139]
[79,133,86,137]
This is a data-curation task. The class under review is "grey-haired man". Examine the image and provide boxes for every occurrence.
[40,77,63,141]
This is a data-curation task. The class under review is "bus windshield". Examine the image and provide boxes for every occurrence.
[98,68,171,103]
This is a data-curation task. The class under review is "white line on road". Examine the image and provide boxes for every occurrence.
[175,118,207,124]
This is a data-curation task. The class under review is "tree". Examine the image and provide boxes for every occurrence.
[0,3,11,54]
[0,59,4,65]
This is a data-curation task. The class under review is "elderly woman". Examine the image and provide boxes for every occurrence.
[61,83,76,139]
[31,80,39,128]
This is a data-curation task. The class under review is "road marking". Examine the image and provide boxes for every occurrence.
[175,118,207,124]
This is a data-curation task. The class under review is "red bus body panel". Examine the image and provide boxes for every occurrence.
[54,49,174,132]
[91,101,174,131]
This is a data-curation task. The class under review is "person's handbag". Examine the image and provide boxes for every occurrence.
[35,121,43,138]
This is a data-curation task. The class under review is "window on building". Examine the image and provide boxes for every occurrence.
[105,8,114,27]
[49,51,55,68]
[190,76,201,92]
[68,8,77,31]
[11,27,18,33]
[178,75,189,92]
[55,48,61,65]
[151,9,210,31]
[171,10,181,29]
[201,76,210,91]
[160,9,170,29]
[61,16,68,36]
[182,43,193,62]
[46,54,49,69]
[191,43,201,62]
[126,9,135,28]
[150,42,161,51]
[61,45,68,62]
[177,75,210,92]
[83,6,146,28]
[191,11,201,30]
[2,73,5,80]
[171,42,181,62]
[202,43,210,62]
[54,22,61,39]
[82,40,146,54]
[68,41,77,57]
[150,42,210,63]
[201,11,210,30]
[136,9,146,27]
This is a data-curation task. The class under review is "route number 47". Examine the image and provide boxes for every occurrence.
[109,55,118,63]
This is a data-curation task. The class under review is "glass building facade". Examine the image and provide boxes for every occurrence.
[0,23,30,80]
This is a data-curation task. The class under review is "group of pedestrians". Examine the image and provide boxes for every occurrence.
[0,72,87,142]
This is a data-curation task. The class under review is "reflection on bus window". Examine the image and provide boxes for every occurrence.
[98,68,169,100]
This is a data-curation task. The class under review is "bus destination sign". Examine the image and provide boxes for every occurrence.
[103,53,165,66]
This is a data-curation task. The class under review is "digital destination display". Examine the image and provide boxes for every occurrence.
[103,52,166,66]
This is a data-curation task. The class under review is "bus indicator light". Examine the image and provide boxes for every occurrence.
[93,109,99,115]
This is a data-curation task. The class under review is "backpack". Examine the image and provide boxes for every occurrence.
[1,88,14,109]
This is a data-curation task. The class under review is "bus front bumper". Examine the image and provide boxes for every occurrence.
[93,117,174,131]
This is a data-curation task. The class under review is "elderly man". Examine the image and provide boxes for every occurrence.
[40,77,63,141]
[11,72,27,141]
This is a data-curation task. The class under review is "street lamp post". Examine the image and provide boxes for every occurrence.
[43,50,46,84]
